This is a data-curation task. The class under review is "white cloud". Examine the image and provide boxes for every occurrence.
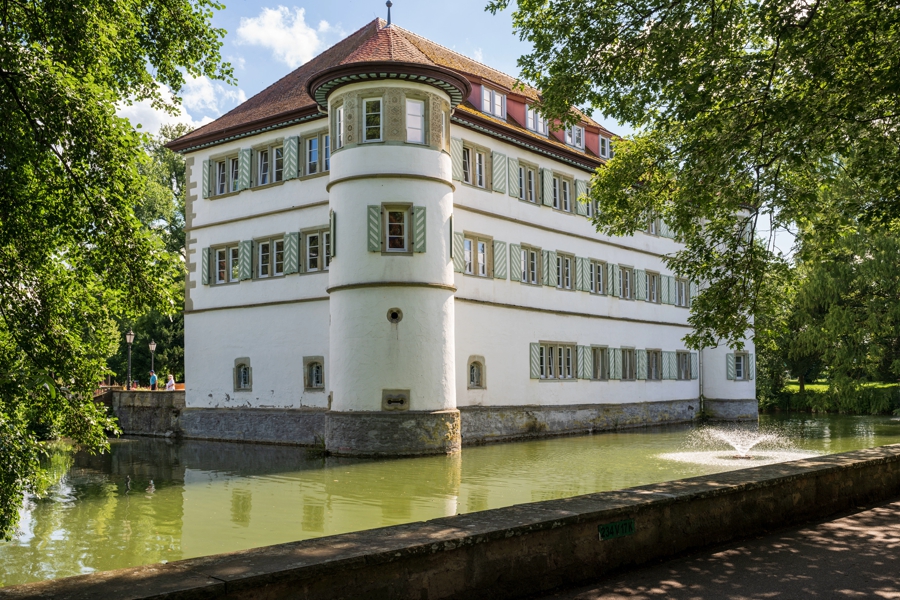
[472,48,484,63]
[237,7,333,68]
[117,76,246,136]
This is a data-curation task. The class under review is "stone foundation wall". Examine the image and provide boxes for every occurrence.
[5,444,898,599]
[107,393,756,448]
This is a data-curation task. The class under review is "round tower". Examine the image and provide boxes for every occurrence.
[309,34,470,456]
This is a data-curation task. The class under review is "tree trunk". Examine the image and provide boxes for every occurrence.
[799,373,806,393]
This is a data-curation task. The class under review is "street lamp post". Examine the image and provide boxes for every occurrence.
[149,340,157,373]
[126,329,135,390]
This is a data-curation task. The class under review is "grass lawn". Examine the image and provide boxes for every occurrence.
[783,380,899,393]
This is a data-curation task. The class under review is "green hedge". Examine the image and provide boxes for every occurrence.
[759,383,900,415]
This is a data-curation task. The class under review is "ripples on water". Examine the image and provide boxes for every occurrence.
[1,413,900,587]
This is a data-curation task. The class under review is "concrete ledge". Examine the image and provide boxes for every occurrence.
[325,409,461,457]
[460,399,700,445]
[4,444,899,600]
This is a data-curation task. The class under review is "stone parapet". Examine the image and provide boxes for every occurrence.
[325,409,461,457]
[3,444,898,599]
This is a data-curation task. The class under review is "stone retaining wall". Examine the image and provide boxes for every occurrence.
[108,393,754,447]
[3,444,898,599]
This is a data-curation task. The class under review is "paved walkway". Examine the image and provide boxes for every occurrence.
[537,498,900,600]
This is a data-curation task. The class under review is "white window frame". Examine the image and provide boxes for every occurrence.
[675,278,689,307]
[257,149,270,186]
[525,106,548,135]
[562,179,571,212]
[590,261,606,295]
[622,348,636,381]
[620,266,634,299]
[406,98,425,144]
[735,353,747,380]
[384,206,409,253]
[566,126,585,149]
[481,87,506,118]
[556,254,573,290]
[214,246,240,284]
[215,160,227,195]
[363,98,383,142]
[520,246,540,285]
[552,176,560,209]
[334,105,344,149]
[600,136,610,158]
[677,351,691,380]
[462,147,472,184]
[475,151,486,188]
[525,165,536,203]
[592,347,608,380]
[304,228,331,271]
[647,272,660,303]
[539,343,576,380]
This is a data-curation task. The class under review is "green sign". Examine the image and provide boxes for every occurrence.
[598,519,635,541]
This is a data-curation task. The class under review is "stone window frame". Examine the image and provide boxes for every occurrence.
[303,356,325,391]
[233,357,252,392]
[302,226,331,273]
[538,342,577,381]
[212,243,241,285]
[589,260,607,295]
[382,202,413,255]
[249,139,285,188]
[463,231,494,278]
[519,243,542,286]
[646,271,661,303]
[467,355,486,390]
[556,251,575,291]
[253,235,286,280]
[209,152,240,197]
[647,349,663,381]
[621,347,637,381]
[461,141,492,192]
[591,346,609,380]
[303,129,330,177]
[619,265,635,300]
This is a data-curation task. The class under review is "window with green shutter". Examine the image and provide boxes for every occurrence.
[507,157,520,198]
[726,353,736,380]
[238,240,254,280]
[634,269,647,301]
[238,148,252,191]
[636,349,648,380]
[577,345,591,379]
[541,168,554,206]
[609,347,622,380]
[529,343,541,379]
[691,352,699,379]
[283,232,299,274]
[452,231,465,272]
[283,136,299,180]
[493,240,507,279]
[450,137,464,181]
[367,205,382,252]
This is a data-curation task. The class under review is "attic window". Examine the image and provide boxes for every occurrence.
[526,106,548,135]
[566,126,585,150]
[481,87,505,119]
[600,136,611,158]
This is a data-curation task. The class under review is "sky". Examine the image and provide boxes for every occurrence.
[119,0,631,138]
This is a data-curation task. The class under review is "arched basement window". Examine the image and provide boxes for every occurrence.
[468,356,486,390]
[303,356,325,391]
[233,358,252,392]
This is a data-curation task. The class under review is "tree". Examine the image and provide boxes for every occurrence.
[0,2,230,539]
[107,124,191,386]
[489,0,900,350]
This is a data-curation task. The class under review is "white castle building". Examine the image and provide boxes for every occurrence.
[168,17,756,456]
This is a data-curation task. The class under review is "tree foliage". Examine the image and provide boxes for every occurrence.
[0,2,229,539]
[489,0,900,349]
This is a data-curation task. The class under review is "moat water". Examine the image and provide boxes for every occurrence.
[2,413,900,587]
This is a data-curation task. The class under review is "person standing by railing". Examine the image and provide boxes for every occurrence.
[149,371,158,391]
[165,374,176,391]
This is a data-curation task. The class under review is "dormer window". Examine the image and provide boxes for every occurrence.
[481,87,505,119]
[526,106,548,135]
[600,136,611,158]
[566,126,585,150]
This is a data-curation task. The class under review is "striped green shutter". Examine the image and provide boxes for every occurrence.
[412,206,426,253]
[749,354,756,380]
[238,148,252,190]
[283,136,299,180]
[575,179,588,214]
[202,160,210,199]
[238,240,253,280]
[668,276,677,305]
[508,158,520,198]
[636,349,647,380]
[529,343,541,379]
[542,250,550,286]
[450,138,464,181]
[367,205,382,252]
[547,251,558,287]
[509,243,521,281]
[541,168,553,206]
[580,258,591,291]
[452,232,465,272]
[634,269,646,301]
[691,352,699,379]
[577,346,590,379]
[493,240,507,279]
[283,232,299,274]
[610,348,622,380]
[329,210,336,258]
[492,151,507,193]
[726,353,735,380]
[689,281,699,306]
[575,257,585,291]
[660,276,671,304]
[201,247,211,284]
[610,265,620,297]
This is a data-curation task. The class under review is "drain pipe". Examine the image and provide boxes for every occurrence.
[698,348,704,415]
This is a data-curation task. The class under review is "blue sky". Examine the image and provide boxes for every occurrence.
[120,0,631,137]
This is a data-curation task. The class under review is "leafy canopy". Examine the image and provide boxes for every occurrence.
[489,0,900,348]
[0,1,229,539]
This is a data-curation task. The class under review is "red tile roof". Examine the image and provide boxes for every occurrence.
[167,18,606,159]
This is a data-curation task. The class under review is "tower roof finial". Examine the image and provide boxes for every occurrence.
[386,1,393,26]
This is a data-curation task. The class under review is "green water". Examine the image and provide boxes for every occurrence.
[2,413,900,587]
